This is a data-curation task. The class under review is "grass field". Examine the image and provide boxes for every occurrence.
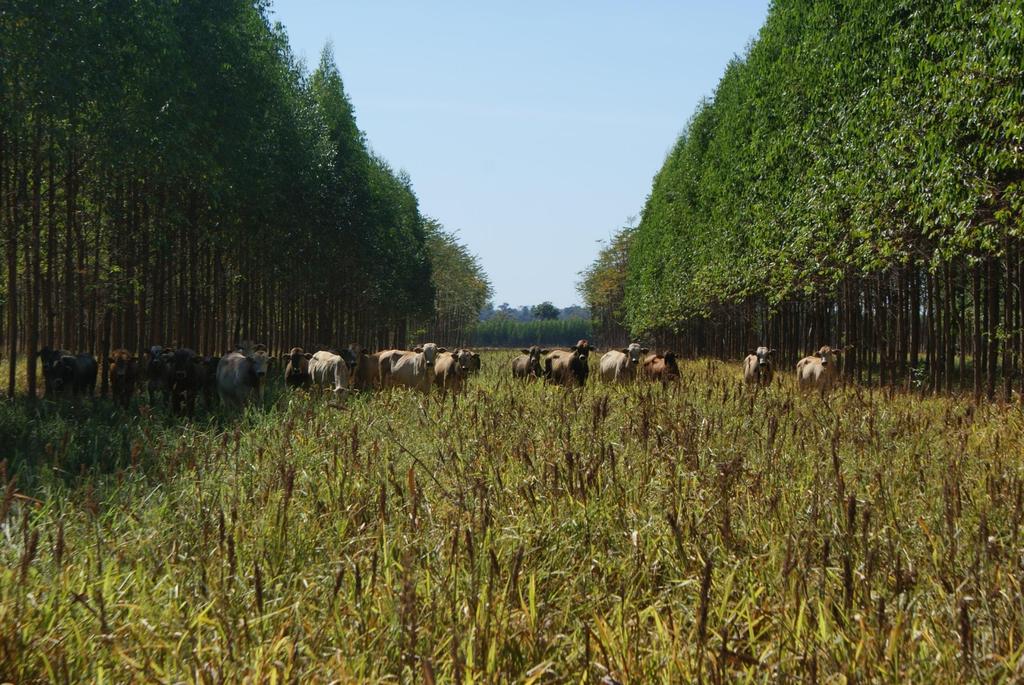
[2,351,1024,682]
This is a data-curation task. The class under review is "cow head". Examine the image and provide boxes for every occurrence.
[415,343,446,367]
[284,347,312,380]
[572,339,592,361]
[241,344,271,389]
[751,346,775,368]
[39,347,74,392]
[146,345,173,379]
[816,346,839,367]
[339,347,358,371]
[621,342,649,366]
[168,349,198,388]
[452,349,474,374]
[110,349,137,379]
[521,346,547,376]
[570,341,591,365]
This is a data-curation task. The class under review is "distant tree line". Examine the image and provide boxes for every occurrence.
[580,0,1024,399]
[470,318,593,348]
[479,302,590,322]
[0,1,487,397]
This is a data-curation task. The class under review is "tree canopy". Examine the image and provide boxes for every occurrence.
[0,1,489,394]
[583,0,1024,397]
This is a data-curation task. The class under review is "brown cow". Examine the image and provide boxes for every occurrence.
[642,351,680,385]
[109,348,139,408]
[351,348,381,391]
[434,349,474,394]
[796,345,843,393]
[512,346,548,379]
[544,340,591,387]
[743,346,775,387]
[283,347,313,389]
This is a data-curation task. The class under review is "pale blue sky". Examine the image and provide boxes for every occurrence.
[269,1,770,308]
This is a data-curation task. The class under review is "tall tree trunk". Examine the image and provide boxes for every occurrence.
[986,257,999,400]
[26,118,42,398]
[973,263,983,400]
[1004,238,1014,401]
[6,135,21,397]
[44,136,56,348]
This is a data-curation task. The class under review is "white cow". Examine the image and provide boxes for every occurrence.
[796,346,843,393]
[389,343,446,393]
[217,343,271,408]
[599,342,649,383]
[309,350,353,397]
[743,346,776,387]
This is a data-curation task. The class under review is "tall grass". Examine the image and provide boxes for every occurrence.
[2,353,1023,681]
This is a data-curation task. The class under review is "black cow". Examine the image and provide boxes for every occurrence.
[167,348,202,417]
[39,347,97,397]
[145,346,174,404]
[283,347,313,389]
[198,355,221,409]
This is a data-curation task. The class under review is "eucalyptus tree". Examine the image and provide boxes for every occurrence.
[0,0,468,396]
[609,0,1024,397]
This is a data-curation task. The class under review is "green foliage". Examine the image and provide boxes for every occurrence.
[420,218,492,344]
[619,0,1024,335]
[470,318,593,347]
[0,0,445,353]
[577,225,634,343]
[530,301,560,321]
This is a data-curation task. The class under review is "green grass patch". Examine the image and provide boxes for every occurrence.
[2,352,1023,681]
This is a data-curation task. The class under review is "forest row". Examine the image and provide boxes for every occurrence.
[0,1,491,398]
[580,0,1024,399]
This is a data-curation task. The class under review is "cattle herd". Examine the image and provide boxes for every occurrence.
[33,338,847,414]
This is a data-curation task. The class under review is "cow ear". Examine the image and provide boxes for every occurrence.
[540,349,550,354]
[746,350,755,357]
[521,349,530,355]
[641,348,649,354]
[571,346,578,351]
[620,348,629,354]
[414,347,424,353]
[437,347,447,353]
[769,349,777,355]
[304,352,312,359]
